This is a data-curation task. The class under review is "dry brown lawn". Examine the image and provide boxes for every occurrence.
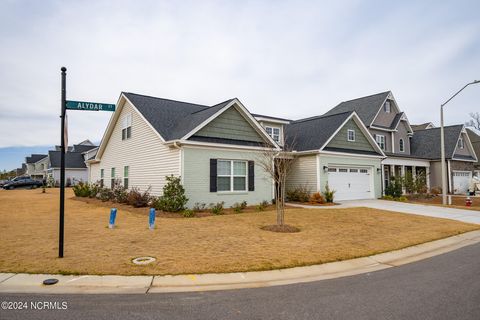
[407,195,480,211]
[0,188,478,276]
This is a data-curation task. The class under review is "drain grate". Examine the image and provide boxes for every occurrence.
[132,256,156,265]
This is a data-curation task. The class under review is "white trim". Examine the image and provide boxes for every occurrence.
[399,138,405,152]
[369,91,397,127]
[316,154,321,192]
[216,159,248,192]
[255,116,290,124]
[319,112,386,156]
[180,143,272,153]
[166,139,275,151]
[265,125,282,144]
[319,150,384,159]
[447,160,452,193]
[391,132,395,153]
[369,125,397,132]
[382,157,430,167]
[347,129,355,142]
[181,99,280,149]
[375,134,386,151]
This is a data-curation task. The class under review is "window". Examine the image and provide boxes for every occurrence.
[265,126,281,143]
[376,135,386,150]
[350,168,358,173]
[399,138,405,152]
[458,137,464,149]
[121,114,132,140]
[384,101,391,113]
[327,168,337,172]
[100,169,104,187]
[360,169,368,173]
[111,167,116,189]
[347,129,355,142]
[123,166,129,189]
[217,160,247,192]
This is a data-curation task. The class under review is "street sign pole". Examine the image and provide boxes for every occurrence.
[59,67,67,258]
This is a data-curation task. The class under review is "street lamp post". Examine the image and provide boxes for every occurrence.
[441,80,480,205]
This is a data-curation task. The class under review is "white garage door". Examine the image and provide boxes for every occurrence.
[452,171,471,194]
[327,167,373,201]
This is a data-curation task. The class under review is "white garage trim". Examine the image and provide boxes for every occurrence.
[452,170,472,195]
[327,165,375,201]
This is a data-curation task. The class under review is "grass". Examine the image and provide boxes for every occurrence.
[0,188,478,276]
[407,195,480,211]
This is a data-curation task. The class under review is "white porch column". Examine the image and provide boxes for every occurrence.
[381,164,385,194]
[426,166,431,191]
[401,165,406,194]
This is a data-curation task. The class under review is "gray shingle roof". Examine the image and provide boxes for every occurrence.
[322,91,390,125]
[123,92,234,141]
[411,123,434,131]
[72,144,97,153]
[48,151,87,169]
[284,112,353,151]
[410,125,463,159]
[252,113,291,122]
[26,154,47,164]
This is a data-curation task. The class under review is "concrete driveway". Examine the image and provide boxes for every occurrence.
[288,200,480,224]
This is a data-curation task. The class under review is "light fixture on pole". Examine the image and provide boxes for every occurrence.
[440,80,480,205]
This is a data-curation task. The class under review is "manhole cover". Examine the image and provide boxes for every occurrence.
[132,256,156,265]
[43,278,59,285]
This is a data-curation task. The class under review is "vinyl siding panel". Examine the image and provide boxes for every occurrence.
[94,100,180,195]
[395,121,411,154]
[454,132,475,157]
[195,107,264,142]
[326,119,375,152]
[369,129,392,153]
[372,100,398,127]
[286,155,318,192]
[182,146,273,208]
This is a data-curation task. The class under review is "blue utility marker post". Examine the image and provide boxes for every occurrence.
[149,208,156,230]
[109,208,117,229]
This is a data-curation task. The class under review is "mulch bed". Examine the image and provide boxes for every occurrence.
[288,201,338,207]
[261,224,301,233]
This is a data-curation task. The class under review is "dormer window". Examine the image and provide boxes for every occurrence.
[458,137,464,149]
[384,101,391,113]
[122,114,132,140]
[347,129,355,142]
[265,126,281,143]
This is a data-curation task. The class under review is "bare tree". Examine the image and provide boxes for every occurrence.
[465,112,480,130]
[256,142,297,228]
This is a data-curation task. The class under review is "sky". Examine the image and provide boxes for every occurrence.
[0,0,479,170]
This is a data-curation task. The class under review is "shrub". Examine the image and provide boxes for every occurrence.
[385,177,403,198]
[256,200,269,211]
[97,187,113,202]
[323,183,335,203]
[430,187,441,195]
[397,196,408,202]
[210,202,225,215]
[403,171,415,194]
[382,195,394,201]
[112,180,128,203]
[309,192,325,204]
[72,182,90,197]
[414,171,428,194]
[286,185,310,202]
[182,209,195,218]
[231,202,244,213]
[127,187,151,207]
[47,175,55,188]
[153,175,188,212]
[88,183,101,198]
[193,202,207,212]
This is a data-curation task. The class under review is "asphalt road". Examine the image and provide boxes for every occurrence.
[1,242,480,320]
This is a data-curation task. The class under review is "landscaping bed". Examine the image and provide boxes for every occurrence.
[0,189,478,276]
[406,194,480,211]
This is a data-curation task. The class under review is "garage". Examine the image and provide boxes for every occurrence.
[452,171,472,194]
[327,167,374,201]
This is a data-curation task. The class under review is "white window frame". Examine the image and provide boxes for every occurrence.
[458,137,464,149]
[123,166,129,189]
[376,135,386,150]
[347,129,355,142]
[100,169,104,187]
[265,126,281,143]
[111,167,116,189]
[399,138,405,152]
[384,101,391,113]
[122,113,132,140]
[217,160,248,192]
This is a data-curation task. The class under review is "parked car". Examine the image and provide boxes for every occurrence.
[0,179,12,187]
[3,176,43,190]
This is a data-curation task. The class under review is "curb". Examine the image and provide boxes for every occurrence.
[1,230,480,294]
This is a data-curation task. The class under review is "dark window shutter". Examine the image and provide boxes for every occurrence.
[210,159,217,192]
[248,161,255,191]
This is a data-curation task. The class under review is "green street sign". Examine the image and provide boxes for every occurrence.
[66,100,115,112]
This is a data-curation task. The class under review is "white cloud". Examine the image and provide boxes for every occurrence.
[0,0,479,147]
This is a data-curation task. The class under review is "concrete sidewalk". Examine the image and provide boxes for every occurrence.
[1,230,479,294]
[288,200,480,224]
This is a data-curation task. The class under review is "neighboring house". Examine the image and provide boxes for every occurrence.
[466,128,480,177]
[282,112,385,201]
[46,141,97,186]
[322,91,432,194]
[88,93,279,208]
[25,154,48,180]
[411,125,478,194]
[411,122,435,131]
